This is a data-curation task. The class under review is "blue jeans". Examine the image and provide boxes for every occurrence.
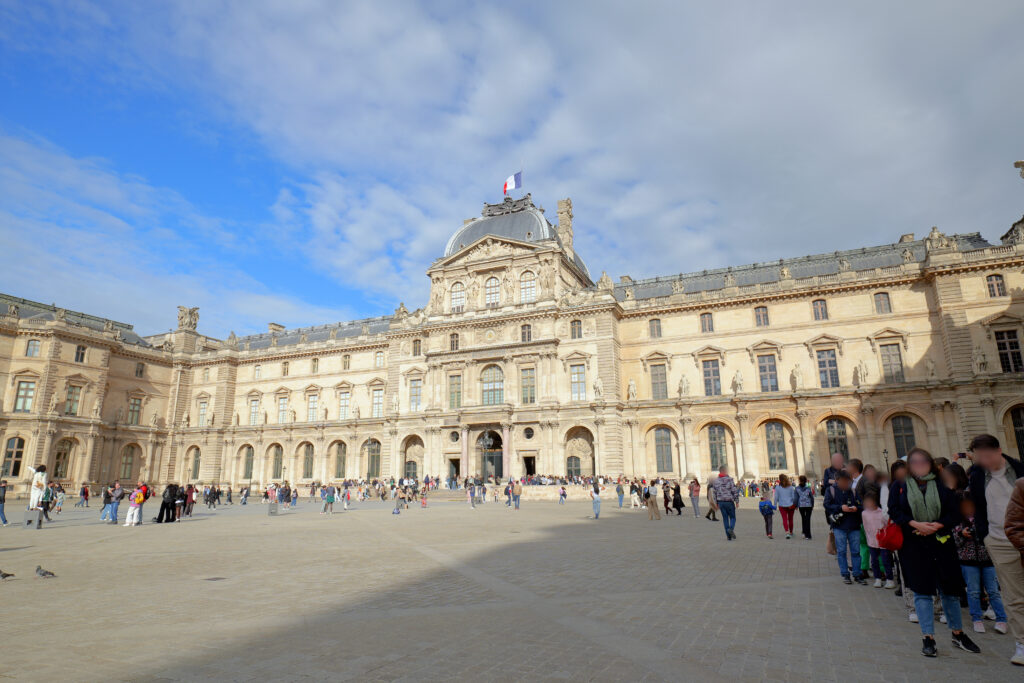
[513,494,521,510]
[0,502,7,524]
[558,495,565,505]
[592,498,601,518]
[869,547,893,580]
[100,502,118,522]
[719,501,736,538]
[617,493,624,508]
[914,591,962,636]
[961,564,1007,622]
[833,528,862,578]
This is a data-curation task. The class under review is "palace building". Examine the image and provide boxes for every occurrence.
[2,194,1023,491]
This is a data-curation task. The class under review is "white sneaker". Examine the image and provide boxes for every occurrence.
[995,622,1008,634]
[884,580,896,589]
[1012,643,1024,666]
[909,612,919,623]
[873,579,882,588]
[984,608,997,621]
[939,614,947,624]
[973,621,986,633]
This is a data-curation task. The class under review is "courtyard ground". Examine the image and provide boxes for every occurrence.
[0,494,1017,681]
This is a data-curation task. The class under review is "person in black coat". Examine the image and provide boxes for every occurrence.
[155,484,178,523]
[888,447,978,658]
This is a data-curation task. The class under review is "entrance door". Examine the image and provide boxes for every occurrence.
[477,430,503,481]
[448,458,460,479]
[523,456,536,476]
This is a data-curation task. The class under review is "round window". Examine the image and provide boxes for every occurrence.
[523,427,534,440]
[449,430,460,443]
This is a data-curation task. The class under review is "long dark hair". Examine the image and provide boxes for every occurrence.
[943,462,968,491]
[906,447,937,479]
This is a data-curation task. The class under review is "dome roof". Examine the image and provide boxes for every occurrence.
[443,194,590,278]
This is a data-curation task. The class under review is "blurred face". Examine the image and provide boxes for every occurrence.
[908,453,931,479]
[837,477,851,491]
[831,454,844,470]
[960,497,975,517]
[972,445,1004,471]
[940,468,957,489]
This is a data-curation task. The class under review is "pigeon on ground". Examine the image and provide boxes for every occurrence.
[35,566,56,578]
[0,570,13,580]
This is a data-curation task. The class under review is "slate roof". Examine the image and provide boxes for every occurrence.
[235,315,393,351]
[611,233,993,301]
[0,293,151,346]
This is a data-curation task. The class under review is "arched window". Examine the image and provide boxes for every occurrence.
[826,418,849,461]
[813,299,829,321]
[412,339,421,356]
[74,345,86,363]
[891,415,916,460]
[754,306,769,327]
[874,292,892,314]
[649,319,662,338]
[121,445,137,480]
[520,271,536,303]
[334,442,347,479]
[700,312,714,333]
[302,443,314,479]
[25,339,40,357]
[570,320,582,339]
[271,444,283,479]
[481,365,504,405]
[189,447,201,480]
[450,282,465,312]
[342,355,351,370]
[765,421,787,470]
[243,445,254,480]
[485,277,500,307]
[708,425,727,470]
[654,427,673,472]
[2,437,25,477]
[520,324,532,342]
[449,333,459,351]
[365,440,381,478]
[54,438,74,478]
[567,455,581,477]
[987,274,1007,297]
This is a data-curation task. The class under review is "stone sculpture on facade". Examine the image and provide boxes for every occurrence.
[973,346,988,374]
[592,376,603,399]
[791,364,804,390]
[177,306,199,330]
[732,370,744,395]
[926,357,937,380]
[855,358,870,387]
[678,375,689,397]
[627,378,637,401]
[6,303,18,316]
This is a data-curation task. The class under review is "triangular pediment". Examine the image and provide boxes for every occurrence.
[804,333,844,357]
[980,312,1023,339]
[866,327,909,351]
[641,350,671,371]
[746,339,783,362]
[691,345,727,367]
[432,236,543,269]
[63,373,92,386]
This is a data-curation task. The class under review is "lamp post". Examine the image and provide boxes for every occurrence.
[882,449,889,471]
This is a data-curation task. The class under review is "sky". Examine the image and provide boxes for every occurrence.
[1,0,1023,339]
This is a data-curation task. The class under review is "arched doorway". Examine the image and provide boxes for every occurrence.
[1004,404,1024,459]
[53,438,76,480]
[402,435,424,479]
[565,427,595,477]
[477,430,503,480]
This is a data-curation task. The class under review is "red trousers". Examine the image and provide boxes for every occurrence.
[779,505,796,533]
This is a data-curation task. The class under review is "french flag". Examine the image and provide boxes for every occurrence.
[503,171,522,195]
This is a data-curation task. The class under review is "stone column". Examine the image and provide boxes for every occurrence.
[980,397,1002,444]
[736,414,753,479]
[83,431,98,483]
[145,439,160,483]
[859,405,877,469]
[947,401,966,453]
[931,401,951,462]
[796,409,816,477]
[680,416,698,480]
[460,425,469,478]
[501,422,511,480]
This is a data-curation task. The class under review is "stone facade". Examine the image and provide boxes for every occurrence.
[2,200,1024,491]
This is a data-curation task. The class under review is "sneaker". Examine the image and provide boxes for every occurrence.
[983,607,996,621]
[995,622,1008,634]
[951,631,980,654]
[921,636,937,657]
[973,621,986,634]
[785,533,791,539]
[884,580,896,589]
[843,576,853,585]
[767,534,773,539]
[1012,642,1024,666]
[939,614,947,624]
[909,612,919,623]
[854,576,868,586]
[873,579,882,588]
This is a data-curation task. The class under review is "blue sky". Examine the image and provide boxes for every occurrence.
[2,1,1023,338]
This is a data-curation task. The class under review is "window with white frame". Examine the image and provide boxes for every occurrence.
[520,271,536,303]
[25,339,40,357]
[520,368,535,404]
[15,380,35,412]
[338,391,350,419]
[342,355,351,370]
[570,364,586,401]
[485,277,500,307]
[409,378,422,411]
[374,351,384,368]
[817,349,839,388]
[450,282,465,312]
[449,333,459,351]
[249,398,259,425]
[198,400,208,427]
[307,394,319,422]
[812,299,829,321]
[202,368,210,382]
[278,396,288,423]
[570,320,582,339]
[371,388,383,417]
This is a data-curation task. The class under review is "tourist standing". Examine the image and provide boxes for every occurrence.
[890,447,978,657]
[662,482,672,516]
[644,481,661,521]
[512,481,523,510]
[671,482,684,516]
[822,452,846,493]
[711,466,739,540]
[630,481,641,510]
[108,481,124,525]
[590,482,601,519]
[954,493,1008,635]
[861,492,894,588]
[156,484,177,523]
[965,434,1024,665]
[824,472,864,585]
[705,478,718,522]
[0,479,7,526]
[773,474,797,539]
[796,475,815,539]
[615,481,624,509]
[688,479,701,518]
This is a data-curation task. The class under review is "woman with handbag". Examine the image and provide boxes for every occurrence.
[889,447,978,657]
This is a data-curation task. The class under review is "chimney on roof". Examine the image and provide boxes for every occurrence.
[899,233,915,243]
[268,322,285,334]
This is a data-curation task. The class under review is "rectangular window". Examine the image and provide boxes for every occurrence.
[372,388,383,418]
[755,306,769,327]
[202,368,210,382]
[996,330,1024,373]
[307,394,319,422]
[817,349,840,388]
[450,334,459,351]
[14,381,35,412]
[135,362,145,378]
[520,275,536,303]
[757,355,779,392]
[342,355,350,370]
[412,340,421,356]
[278,396,288,423]
[311,358,319,373]
[375,351,384,368]
[198,400,207,427]
[338,391,350,419]
[700,312,714,333]
[765,422,787,470]
[127,397,142,425]
[649,319,662,338]
[449,375,462,409]
[987,274,1007,297]
[65,385,82,415]
[75,345,86,363]
[25,340,40,357]
[570,364,586,401]
[813,299,829,321]
[650,364,667,400]
[702,360,721,396]
[874,292,892,314]
[520,368,536,404]
[409,379,422,411]
[282,362,289,377]
[249,398,259,425]
[570,320,582,339]
[880,343,904,383]
[254,365,261,379]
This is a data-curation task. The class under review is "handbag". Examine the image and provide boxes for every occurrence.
[826,530,837,555]
[876,521,904,551]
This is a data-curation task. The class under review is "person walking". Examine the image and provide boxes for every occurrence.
[512,481,523,511]
[662,482,672,517]
[711,466,740,540]
[0,479,7,526]
[795,475,815,539]
[74,483,89,508]
[773,474,797,539]
[824,472,865,585]
[688,479,701,518]
[590,482,601,519]
[759,491,776,539]
[705,478,719,522]
[890,447,979,657]
[671,482,684,516]
[615,481,624,509]
[644,482,661,521]
[965,434,1024,665]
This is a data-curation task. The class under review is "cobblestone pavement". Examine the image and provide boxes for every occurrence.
[0,496,1018,681]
